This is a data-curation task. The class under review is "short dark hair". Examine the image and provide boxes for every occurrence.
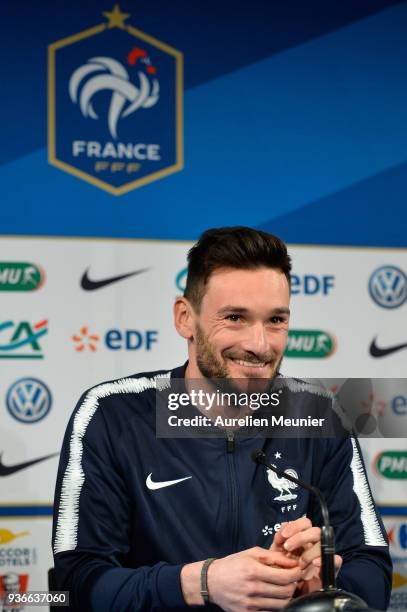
[184,226,291,311]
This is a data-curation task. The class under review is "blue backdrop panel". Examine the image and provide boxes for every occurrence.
[1,0,406,244]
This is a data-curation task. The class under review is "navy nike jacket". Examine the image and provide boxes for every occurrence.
[52,365,392,611]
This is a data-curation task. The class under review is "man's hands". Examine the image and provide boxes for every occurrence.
[208,548,303,611]
[270,517,342,594]
[181,547,302,611]
[180,518,342,610]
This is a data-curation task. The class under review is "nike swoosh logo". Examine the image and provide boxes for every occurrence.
[370,337,407,358]
[146,473,192,490]
[81,267,149,291]
[0,452,59,477]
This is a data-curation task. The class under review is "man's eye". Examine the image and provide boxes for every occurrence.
[226,314,242,322]
[270,316,285,324]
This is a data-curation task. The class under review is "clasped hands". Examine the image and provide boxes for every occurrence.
[270,517,343,597]
[202,517,342,611]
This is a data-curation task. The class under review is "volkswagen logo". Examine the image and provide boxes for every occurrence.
[368,266,407,309]
[175,267,187,293]
[6,378,52,424]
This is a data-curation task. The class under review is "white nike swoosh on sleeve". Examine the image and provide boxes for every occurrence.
[146,473,192,490]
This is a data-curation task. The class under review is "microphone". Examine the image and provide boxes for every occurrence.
[251,449,370,611]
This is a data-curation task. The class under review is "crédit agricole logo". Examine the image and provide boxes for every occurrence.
[48,4,183,195]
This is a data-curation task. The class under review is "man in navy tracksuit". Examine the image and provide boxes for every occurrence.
[53,227,391,610]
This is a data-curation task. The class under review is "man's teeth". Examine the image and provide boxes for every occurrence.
[234,359,266,367]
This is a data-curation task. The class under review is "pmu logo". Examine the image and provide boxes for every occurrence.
[368,265,407,309]
[0,320,48,359]
[375,450,407,480]
[284,330,336,358]
[0,263,45,292]
[6,378,52,424]
[48,4,183,195]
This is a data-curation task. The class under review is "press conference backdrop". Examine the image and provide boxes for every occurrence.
[1,1,407,609]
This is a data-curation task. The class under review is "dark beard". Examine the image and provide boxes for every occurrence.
[195,323,229,380]
[195,322,283,395]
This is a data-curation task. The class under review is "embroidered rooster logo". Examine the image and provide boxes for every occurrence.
[69,47,159,139]
[266,465,299,501]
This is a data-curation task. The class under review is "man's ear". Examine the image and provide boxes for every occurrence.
[174,296,196,340]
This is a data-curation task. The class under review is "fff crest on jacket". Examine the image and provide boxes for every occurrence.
[265,464,299,502]
[48,5,183,195]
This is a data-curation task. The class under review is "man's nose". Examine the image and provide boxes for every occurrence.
[241,322,269,356]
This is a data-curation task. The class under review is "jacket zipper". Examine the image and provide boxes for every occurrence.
[226,430,239,550]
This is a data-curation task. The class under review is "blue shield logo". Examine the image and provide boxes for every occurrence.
[6,378,52,424]
[369,265,407,309]
[48,6,183,195]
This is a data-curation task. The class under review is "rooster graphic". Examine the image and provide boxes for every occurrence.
[266,465,299,501]
[69,47,159,139]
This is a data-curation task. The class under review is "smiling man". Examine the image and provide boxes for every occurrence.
[180,267,290,381]
[53,227,392,611]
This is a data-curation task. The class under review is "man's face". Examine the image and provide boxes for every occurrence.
[190,267,290,389]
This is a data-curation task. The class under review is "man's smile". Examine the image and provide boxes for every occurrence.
[234,359,267,367]
[226,355,274,376]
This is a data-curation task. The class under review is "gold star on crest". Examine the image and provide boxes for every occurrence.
[103,4,130,29]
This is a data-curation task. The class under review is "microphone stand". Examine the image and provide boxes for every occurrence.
[251,450,370,611]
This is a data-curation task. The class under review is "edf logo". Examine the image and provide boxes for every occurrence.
[291,275,335,296]
[105,329,158,351]
[392,396,407,416]
[388,524,407,550]
[72,326,158,352]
